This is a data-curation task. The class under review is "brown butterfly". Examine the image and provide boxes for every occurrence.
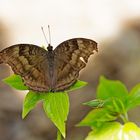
[0,38,97,92]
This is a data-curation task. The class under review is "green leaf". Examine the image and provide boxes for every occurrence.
[126,83,140,110]
[84,99,105,108]
[22,91,44,119]
[84,98,126,115]
[105,98,127,116]
[78,108,117,128]
[3,74,28,90]
[97,76,128,101]
[23,91,70,138]
[66,80,87,92]
[85,122,140,140]
[85,122,121,140]
[43,92,69,138]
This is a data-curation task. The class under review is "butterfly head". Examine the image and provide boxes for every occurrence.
[47,44,53,51]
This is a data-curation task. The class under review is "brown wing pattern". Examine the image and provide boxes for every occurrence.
[53,38,98,91]
[0,44,50,92]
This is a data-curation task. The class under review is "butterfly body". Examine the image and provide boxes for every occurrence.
[46,48,56,91]
[0,38,97,92]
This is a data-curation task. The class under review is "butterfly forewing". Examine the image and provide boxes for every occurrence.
[0,44,50,92]
[53,38,97,91]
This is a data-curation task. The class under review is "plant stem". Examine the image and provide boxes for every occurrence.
[120,112,129,123]
[57,130,62,140]
[124,112,129,122]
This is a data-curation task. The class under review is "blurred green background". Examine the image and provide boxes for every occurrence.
[0,0,140,140]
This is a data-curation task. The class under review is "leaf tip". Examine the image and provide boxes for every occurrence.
[62,132,66,138]
[100,75,106,81]
[22,112,26,119]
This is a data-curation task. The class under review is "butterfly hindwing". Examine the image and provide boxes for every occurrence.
[53,38,97,91]
[0,44,50,92]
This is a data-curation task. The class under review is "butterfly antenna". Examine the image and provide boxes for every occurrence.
[41,26,49,45]
[48,25,51,45]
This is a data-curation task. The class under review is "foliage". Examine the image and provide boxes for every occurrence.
[79,76,140,139]
[3,74,87,138]
[85,122,140,140]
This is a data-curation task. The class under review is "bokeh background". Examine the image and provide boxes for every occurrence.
[0,0,140,140]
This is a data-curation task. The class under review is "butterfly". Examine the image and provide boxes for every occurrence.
[0,38,97,92]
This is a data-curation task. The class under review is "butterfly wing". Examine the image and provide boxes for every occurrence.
[0,44,50,92]
[53,38,98,91]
